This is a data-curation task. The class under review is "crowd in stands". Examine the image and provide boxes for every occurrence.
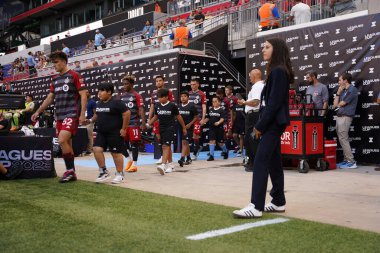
[8,51,49,77]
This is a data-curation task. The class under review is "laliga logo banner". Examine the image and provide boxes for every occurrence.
[246,13,380,164]
[12,53,180,116]
[0,136,56,179]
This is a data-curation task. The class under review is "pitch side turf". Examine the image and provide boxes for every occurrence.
[1,179,379,253]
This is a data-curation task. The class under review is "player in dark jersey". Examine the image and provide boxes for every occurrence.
[225,85,239,145]
[204,96,228,161]
[148,88,187,175]
[232,94,246,157]
[32,51,87,183]
[178,91,198,167]
[89,83,130,184]
[188,78,207,161]
[148,75,175,164]
[120,75,146,173]
[216,88,232,157]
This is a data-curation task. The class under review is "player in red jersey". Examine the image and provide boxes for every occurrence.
[188,78,207,161]
[148,75,175,164]
[120,75,146,172]
[32,51,87,183]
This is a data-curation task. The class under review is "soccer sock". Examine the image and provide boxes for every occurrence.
[158,142,163,157]
[62,153,75,171]
[180,156,185,161]
[122,146,130,160]
[222,144,228,153]
[131,143,139,162]
[193,139,200,155]
[186,155,191,160]
[209,144,216,156]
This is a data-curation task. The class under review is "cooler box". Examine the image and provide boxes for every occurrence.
[324,140,337,170]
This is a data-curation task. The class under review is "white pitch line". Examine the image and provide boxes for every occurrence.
[186,218,290,240]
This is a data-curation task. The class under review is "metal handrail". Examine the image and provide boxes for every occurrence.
[204,42,246,89]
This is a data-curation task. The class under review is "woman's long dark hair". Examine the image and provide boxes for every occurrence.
[266,38,295,84]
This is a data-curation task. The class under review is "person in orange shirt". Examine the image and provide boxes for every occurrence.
[258,0,281,31]
[170,19,193,48]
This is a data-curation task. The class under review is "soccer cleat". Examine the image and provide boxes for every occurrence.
[96,169,111,183]
[207,155,214,161]
[340,161,357,169]
[185,159,192,165]
[264,203,286,213]
[233,203,262,218]
[157,164,166,175]
[111,173,124,184]
[126,165,137,173]
[223,151,229,159]
[155,156,163,164]
[178,159,184,167]
[124,161,133,172]
[59,169,77,183]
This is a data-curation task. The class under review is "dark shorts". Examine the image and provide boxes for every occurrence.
[160,127,175,146]
[233,122,245,135]
[94,132,125,153]
[209,126,224,143]
[179,127,193,142]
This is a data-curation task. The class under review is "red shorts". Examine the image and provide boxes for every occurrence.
[193,120,201,136]
[223,121,232,132]
[153,121,160,135]
[56,117,79,137]
[124,126,141,142]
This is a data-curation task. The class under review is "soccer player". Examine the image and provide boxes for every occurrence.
[225,85,239,150]
[148,88,187,175]
[90,83,130,184]
[216,88,232,158]
[188,78,207,161]
[31,51,87,183]
[148,75,175,164]
[232,94,246,157]
[178,91,198,167]
[120,75,146,173]
[204,96,228,161]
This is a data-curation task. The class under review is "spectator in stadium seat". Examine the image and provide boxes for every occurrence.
[73,61,81,71]
[108,10,113,16]
[86,40,95,52]
[258,0,281,31]
[92,61,99,68]
[94,29,106,50]
[194,7,206,29]
[329,0,357,16]
[142,20,155,44]
[170,19,192,48]
[62,43,70,57]
[188,9,197,22]
[288,0,311,25]
[27,52,37,77]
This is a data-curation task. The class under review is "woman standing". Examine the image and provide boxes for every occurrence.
[233,38,294,218]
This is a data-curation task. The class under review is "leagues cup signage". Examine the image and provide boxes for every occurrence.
[0,136,56,179]
[246,14,380,164]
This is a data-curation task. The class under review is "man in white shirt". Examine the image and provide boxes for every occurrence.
[288,0,311,25]
[238,69,265,172]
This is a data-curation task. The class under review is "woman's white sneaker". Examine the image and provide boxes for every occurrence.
[264,203,285,213]
[233,203,262,218]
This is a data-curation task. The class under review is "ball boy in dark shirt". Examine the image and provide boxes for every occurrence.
[90,83,131,184]
[148,88,187,175]
[178,91,198,167]
[204,96,229,161]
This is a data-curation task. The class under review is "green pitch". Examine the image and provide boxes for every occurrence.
[1,179,379,253]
